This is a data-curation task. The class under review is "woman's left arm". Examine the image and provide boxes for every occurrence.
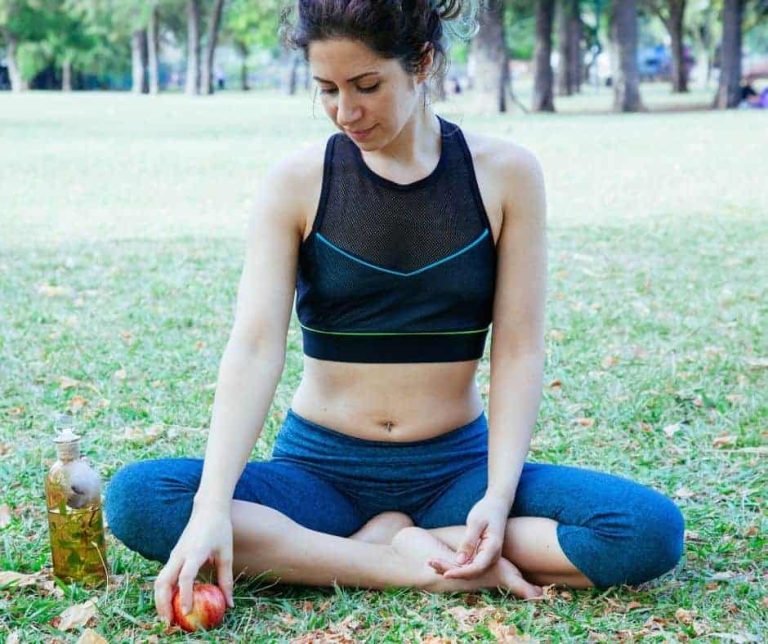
[443,145,548,579]
[486,145,547,506]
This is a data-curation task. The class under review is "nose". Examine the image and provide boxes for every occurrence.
[335,91,362,127]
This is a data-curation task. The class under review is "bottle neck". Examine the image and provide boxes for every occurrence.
[56,441,81,462]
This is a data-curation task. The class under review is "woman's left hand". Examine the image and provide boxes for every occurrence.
[429,493,511,580]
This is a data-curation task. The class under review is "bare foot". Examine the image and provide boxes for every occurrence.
[392,527,543,600]
[349,512,415,544]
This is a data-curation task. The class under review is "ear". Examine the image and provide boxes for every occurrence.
[416,42,435,82]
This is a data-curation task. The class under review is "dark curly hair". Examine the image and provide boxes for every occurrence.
[279,1,481,86]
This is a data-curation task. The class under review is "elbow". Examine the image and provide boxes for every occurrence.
[225,335,286,371]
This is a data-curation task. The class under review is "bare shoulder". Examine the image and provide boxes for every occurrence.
[461,129,545,229]
[257,138,329,238]
[462,130,543,184]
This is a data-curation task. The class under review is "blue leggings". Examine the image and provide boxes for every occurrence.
[105,408,685,589]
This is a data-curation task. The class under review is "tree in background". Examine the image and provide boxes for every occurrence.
[201,0,225,94]
[185,0,201,94]
[714,0,744,107]
[470,0,510,111]
[609,0,645,111]
[640,0,689,92]
[532,0,556,111]
[1,0,53,91]
[556,0,584,96]
[224,0,283,90]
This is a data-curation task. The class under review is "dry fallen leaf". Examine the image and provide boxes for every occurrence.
[0,570,40,588]
[744,526,759,537]
[68,395,88,413]
[712,434,737,448]
[76,629,108,644]
[674,486,696,499]
[118,425,165,444]
[59,376,80,390]
[0,442,10,456]
[446,605,499,633]
[675,607,695,625]
[575,418,595,428]
[38,284,73,297]
[708,571,737,581]
[601,355,619,369]
[663,423,683,438]
[0,504,11,529]
[54,599,98,631]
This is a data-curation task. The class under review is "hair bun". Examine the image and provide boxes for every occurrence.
[431,0,482,40]
[431,0,462,20]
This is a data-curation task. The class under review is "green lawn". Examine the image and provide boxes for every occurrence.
[1,85,766,642]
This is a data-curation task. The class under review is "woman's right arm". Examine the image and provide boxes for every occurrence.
[154,155,307,625]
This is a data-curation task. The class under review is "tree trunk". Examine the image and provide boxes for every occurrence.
[185,0,201,95]
[131,29,148,94]
[235,42,250,90]
[610,0,644,112]
[201,0,226,95]
[4,31,27,92]
[569,2,583,92]
[148,4,160,94]
[469,0,508,112]
[556,0,581,96]
[286,50,300,95]
[62,57,73,91]
[714,0,743,109]
[556,0,570,96]
[667,0,688,92]
[533,0,556,112]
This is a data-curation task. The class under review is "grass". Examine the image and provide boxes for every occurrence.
[0,82,766,642]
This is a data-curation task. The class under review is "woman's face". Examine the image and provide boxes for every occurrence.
[308,37,431,149]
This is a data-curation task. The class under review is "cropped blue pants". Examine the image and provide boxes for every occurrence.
[105,408,685,590]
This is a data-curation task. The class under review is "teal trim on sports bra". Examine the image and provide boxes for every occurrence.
[314,229,491,278]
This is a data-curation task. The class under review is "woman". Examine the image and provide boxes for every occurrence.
[104,0,685,625]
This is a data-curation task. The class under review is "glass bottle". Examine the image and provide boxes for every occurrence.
[45,414,109,585]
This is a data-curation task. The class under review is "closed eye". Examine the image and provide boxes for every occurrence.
[319,84,380,95]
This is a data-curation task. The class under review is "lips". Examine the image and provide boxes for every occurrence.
[349,125,375,135]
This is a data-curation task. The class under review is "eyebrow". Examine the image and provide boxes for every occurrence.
[312,71,380,83]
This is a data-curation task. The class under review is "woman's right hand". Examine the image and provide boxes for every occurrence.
[153,504,236,625]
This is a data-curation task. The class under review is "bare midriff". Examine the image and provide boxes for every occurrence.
[290,357,485,442]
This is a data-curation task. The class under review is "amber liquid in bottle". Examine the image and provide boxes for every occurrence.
[45,423,108,586]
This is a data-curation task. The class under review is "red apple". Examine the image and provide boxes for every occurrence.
[171,582,227,632]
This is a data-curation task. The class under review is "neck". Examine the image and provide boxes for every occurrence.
[375,108,441,167]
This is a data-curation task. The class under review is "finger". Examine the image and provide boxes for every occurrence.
[444,549,497,579]
[154,558,183,626]
[177,555,205,615]
[427,558,458,575]
[456,525,483,564]
[216,554,235,608]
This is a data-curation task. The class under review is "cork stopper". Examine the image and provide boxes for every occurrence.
[54,415,81,462]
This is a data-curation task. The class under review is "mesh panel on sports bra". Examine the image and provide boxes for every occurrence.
[318,117,486,274]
